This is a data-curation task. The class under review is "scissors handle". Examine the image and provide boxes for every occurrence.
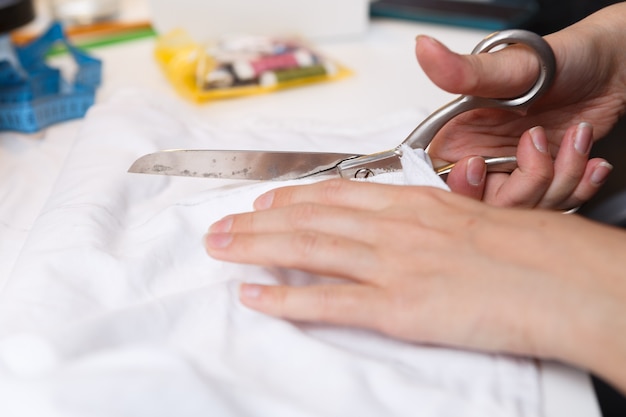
[434,156,517,177]
[402,29,556,151]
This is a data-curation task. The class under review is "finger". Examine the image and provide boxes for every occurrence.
[486,126,554,207]
[558,158,613,210]
[205,230,377,283]
[445,156,486,201]
[239,283,385,330]
[415,34,540,98]
[538,123,592,208]
[210,203,380,244]
[254,178,442,212]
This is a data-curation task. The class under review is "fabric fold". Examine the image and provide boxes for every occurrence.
[0,89,540,417]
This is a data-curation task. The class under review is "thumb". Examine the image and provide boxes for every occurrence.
[415,35,541,98]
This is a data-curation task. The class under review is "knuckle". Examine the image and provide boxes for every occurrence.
[379,286,432,339]
[379,320,403,340]
[320,179,349,204]
[419,186,447,202]
[239,211,257,231]
[498,191,534,208]
[402,185,449,207]
[290,231,321,261]
[312,287,338,321]
[273,287,290,312]
[377,313,408,340]
[465,57,483,92]
[262,286,294,318]
[272,186,296,205]
[527,169,553,187]
[288,203,320,229]
[381,295,410,336]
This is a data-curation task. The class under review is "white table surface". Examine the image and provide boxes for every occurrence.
[2,1,602,416]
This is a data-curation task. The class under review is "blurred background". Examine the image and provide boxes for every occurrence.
[524,0,621,34]
[2,0,625,415]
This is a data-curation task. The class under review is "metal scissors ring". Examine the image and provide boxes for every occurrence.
[338,29,557,179]
[404,29,556,150]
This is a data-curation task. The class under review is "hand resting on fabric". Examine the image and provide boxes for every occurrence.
[205,179,626,394]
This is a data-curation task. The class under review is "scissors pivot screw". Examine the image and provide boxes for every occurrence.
[354,168,374,179]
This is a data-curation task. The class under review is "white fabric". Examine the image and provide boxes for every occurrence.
[0,90,540,417]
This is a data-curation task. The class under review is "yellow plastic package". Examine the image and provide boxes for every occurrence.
[154,30,352,103]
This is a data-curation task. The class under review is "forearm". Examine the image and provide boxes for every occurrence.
[586,298,626,395]
[533,216,626,394]
[576,226,626,394]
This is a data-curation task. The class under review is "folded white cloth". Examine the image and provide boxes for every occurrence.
[0,90,540,417]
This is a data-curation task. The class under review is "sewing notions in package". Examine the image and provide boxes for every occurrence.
[155,31,351,102]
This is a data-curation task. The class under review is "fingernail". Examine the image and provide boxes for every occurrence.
[240,283,263,300]
[574,122,593,155]
[254,191,274,210]
[416,34,431,43]
[590,162,613,186]
[204,232,233,249]
[416,34,444,49]
[209,215,233,233]
[529,126,548,153]
[466,156,486,186]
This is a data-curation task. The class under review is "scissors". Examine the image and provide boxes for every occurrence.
[128,29,556,181]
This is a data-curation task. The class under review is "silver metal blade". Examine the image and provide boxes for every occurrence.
[127,149,360,181]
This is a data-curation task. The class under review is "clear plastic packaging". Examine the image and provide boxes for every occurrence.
[154,30,351,102]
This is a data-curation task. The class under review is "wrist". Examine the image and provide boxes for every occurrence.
[576,295,626,395]
[542,220,626,394]
[574,3,626,117]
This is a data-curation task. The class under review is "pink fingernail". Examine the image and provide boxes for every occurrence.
[529,126,548,153]
[590,162,613,186]
[240,283,263,299]
[254,191,274,210]
[466,156,486,186]
[204,232,233,249]
[416,34,437,46]
[416,35,451,56]
[209,215,233,233]
[574,122,593,155]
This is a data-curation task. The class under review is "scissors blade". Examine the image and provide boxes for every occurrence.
[127,149,361,180]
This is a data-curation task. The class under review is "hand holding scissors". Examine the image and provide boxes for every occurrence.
[416,30,613,209]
